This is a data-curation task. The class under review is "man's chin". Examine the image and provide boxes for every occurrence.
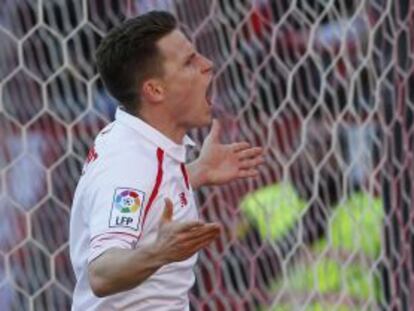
[198,116,213,128]
[190,113,212,129]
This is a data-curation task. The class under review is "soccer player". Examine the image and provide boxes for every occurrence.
[69,11,263,311]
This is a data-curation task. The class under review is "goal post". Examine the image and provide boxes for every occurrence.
[381,0,414,309]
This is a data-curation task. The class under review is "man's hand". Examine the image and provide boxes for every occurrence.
[88,198,220,297]
[155,198,221,263]
[188,119,264,188]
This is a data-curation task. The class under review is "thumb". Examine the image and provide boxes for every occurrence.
[207,119,221,141]
[160,198,173,225]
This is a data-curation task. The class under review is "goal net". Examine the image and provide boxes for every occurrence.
[1,0,413,310]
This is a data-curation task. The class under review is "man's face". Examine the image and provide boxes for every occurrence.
[156,30,214,129]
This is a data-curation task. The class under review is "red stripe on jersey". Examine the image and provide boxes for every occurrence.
[180,163,190,190]
[91,239,130,250]
[140,148,164,232]
[90,231,138,244]
[91,236,130,244]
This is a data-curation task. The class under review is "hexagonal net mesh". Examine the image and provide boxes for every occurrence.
[1,0,413,310]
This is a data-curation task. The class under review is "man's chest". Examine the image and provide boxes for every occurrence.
[140,162,198,237]
[162,165,198,221]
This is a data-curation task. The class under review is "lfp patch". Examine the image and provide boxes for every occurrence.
[109,188,145,230]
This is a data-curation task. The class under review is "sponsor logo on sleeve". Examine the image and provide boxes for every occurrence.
[109,188,145,230]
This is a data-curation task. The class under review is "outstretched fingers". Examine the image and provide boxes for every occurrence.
[181,225,221,248]
[237,146,263,160]
[231,142,251,153]
[237,169,260,179]
[184,234,220,251]
[175,221,205,232]
[183,223,221,239]
[161,198,174,224]
[239,156,265,170]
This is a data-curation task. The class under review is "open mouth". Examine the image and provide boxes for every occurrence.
[206,82,213,106]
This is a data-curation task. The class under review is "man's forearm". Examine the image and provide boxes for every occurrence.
[88,244,166,297]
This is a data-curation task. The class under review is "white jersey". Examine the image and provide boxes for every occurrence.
[69,108,198,311]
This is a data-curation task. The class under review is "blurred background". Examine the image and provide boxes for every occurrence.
[0,0,413,310]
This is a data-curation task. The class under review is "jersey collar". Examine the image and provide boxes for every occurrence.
[115,108,195,162]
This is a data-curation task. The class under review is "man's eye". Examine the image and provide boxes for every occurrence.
[185,54,196,66]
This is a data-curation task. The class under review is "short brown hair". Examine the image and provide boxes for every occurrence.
[95,11,177,114]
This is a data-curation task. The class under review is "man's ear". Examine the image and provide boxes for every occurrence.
[141,79,165,102]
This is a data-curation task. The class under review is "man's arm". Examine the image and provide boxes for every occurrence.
[88,199,220,297]
[88,243,165,297]
[188,120,264,189]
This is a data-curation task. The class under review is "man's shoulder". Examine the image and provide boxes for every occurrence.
[94,121,155,159]
[89,133,158,181]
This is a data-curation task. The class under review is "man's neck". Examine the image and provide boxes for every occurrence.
[137,109,186,145]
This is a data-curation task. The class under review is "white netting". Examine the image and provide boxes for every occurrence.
[1,0,413,310]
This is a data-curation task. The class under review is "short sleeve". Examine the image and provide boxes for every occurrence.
[86,153,159,263]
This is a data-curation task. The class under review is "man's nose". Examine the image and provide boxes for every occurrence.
[199,54,214,74]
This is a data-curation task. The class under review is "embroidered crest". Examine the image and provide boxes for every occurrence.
[109,188,145,230]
